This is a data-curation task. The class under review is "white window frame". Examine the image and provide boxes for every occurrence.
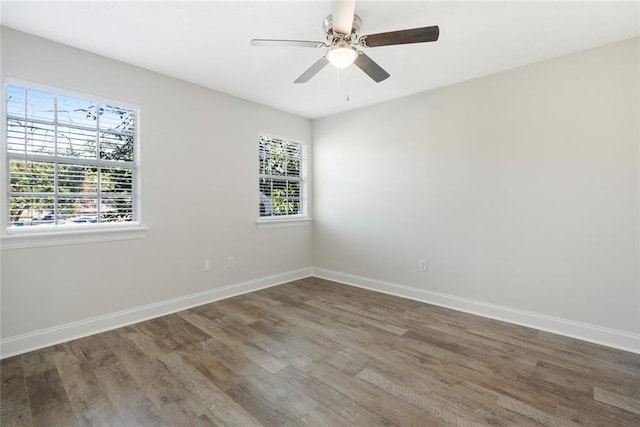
[1,79,146,249]
[256,133,310,228]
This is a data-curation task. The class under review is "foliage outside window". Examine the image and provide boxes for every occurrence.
[5,84,138,230]
[258,135,305,217]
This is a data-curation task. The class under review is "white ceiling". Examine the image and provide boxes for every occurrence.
[2,1,639,119]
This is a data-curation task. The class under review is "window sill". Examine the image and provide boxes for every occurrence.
[1,224,149,249]
[255,217,312,229]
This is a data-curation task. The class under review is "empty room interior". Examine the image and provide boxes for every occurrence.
[1,0,639,425]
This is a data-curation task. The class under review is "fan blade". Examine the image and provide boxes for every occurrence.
[294,57,329,83]
[354,52,390,83]
[250,39,326,48]
[332,0,356,35]
[360,25,439,47]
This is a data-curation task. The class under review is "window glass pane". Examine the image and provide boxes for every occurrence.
[100,167,133,194]
[259,179,271,194]
[271,179,287,193]
[6,85,27,119]
[101,196,133,222]
[58,195,94,221]
[99,104,135,135]
[7,120,56,156]
[259,198,270,217]
[9,159,55,194]
[272,196,295,215]
[27,89,55,122]
[57,125,97,159]
[100,132,134,161]
[7,86,55,125]
[9,195,55,227]
[285,142,301,160]
[57,94,98,128]
[271,179,294,215]
[289,199,300,214]
[266,154,286,176]
[6,119,25,153]
[263,138,287,176]
[57,163,97,194]
[288,181,301,198]
[259,144,267,175]
[286,156,300,176]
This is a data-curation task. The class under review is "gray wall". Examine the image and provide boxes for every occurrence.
[313,37,639,334]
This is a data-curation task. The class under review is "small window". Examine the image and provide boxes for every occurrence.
[258,135,306,218]
[5,84,139,231]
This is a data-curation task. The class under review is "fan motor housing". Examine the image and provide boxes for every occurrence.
[323,14,362,42]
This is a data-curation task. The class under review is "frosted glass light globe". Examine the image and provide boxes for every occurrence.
[327,46,358,69]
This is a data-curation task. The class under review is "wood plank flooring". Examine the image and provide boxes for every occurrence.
[2,277,639,426]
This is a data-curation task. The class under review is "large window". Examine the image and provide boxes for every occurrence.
[258,135,306,218]
[5,84,138,230]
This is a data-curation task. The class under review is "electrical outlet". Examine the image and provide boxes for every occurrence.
[419,259,427,272]
[203,259,211,272]
[227,256,234,268]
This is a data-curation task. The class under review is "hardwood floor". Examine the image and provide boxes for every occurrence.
[2,277,639,426]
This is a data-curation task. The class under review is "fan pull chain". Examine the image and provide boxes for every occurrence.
[336,68,341,111]
[335,68,351,110]
[346,68,350,103]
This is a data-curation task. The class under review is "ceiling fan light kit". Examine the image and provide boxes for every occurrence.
[250,1,439,84]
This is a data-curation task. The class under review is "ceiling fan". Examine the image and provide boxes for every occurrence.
[250,0,439,83]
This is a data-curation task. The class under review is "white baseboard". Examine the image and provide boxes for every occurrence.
[4,267,638,358]
[312,267,640,354]
[0,268,312,359]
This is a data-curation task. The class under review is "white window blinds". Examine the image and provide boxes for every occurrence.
[6,84,138,229]
[258,135,305,217]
